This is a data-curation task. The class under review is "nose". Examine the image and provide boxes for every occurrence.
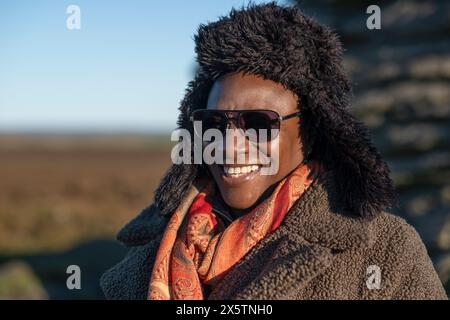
[221,124,248,165]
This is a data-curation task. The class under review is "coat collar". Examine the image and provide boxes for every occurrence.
[285,168,373,251]
[102,169,373,299]
[117,168,372,251]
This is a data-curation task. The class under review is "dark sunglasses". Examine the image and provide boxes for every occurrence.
[190,109,301,141]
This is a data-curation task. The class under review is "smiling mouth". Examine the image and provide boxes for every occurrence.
[220,164,262,178]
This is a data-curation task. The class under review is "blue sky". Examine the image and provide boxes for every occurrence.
[0,0,285,133]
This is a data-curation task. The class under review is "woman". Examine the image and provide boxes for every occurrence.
[101,3,447,299]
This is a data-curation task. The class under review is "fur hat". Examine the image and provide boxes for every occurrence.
[154,2,397,218]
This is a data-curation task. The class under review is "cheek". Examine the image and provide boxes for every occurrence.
[277,128,302,170]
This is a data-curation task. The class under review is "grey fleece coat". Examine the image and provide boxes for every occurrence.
[100,170,447,300]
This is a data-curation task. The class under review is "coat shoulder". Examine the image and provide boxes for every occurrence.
[100,240,160,299]
[366,211,447,299]
[368,211,432,255]
[116,203,168,247]
[369,211,418,244]
[99,204,168,299]
[367,211,430,268]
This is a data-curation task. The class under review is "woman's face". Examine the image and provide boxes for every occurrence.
[206,72,304,209]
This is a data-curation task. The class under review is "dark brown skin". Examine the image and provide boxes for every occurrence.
[206,72,304,215]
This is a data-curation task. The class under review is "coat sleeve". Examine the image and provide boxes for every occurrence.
[390,222,448,300]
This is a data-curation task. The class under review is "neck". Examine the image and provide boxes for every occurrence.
[229,183,277,218]
[219,160,308,219]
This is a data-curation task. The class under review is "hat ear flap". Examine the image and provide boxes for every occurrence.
[305,97,398,218]
[154,73,213,217]
[154,164,199,216]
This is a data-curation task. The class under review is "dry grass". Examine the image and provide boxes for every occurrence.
[0,134,173,254]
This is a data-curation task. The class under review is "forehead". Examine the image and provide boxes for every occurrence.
[207,72,298,113]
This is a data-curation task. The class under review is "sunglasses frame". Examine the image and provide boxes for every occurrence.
[189,109,301,141]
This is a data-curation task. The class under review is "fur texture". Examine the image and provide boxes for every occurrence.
[154,2,397,218]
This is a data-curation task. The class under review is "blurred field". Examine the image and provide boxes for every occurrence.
[0,134,172,298]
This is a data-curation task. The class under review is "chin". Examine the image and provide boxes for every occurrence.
[220,190,260,210]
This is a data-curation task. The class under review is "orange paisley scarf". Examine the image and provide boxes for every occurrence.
[148,160,321,300]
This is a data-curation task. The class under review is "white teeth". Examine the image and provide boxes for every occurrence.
[223,165,260,177]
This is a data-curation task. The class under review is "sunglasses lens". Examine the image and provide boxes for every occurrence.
[193,111,227,136]
[240,111,279,141]
[192,110,281,141]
